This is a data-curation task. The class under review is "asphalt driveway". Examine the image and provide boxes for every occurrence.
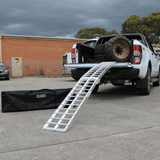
[0,77,160,160]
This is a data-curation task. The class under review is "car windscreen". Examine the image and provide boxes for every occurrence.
[0,63,6,68]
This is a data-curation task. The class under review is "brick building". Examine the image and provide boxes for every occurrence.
[0,35,159,77]
[0,35,85,77]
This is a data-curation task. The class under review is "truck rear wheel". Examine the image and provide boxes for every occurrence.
[138,67,151,95]
[105,36,132,62]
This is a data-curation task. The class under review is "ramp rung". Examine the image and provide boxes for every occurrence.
[53,117,71,120]
[61,103,77,106]
[57,112,75,115]
[43,62,116,132]
[58,108,77,111]
[49,122,68,126]
[45,127,65,132]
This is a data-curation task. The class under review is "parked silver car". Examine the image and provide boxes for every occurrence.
[0,62,9,80]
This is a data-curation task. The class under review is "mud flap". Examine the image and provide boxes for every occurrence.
[136,77,148,88]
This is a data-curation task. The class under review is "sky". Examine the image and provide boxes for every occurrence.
[0,0,159,38]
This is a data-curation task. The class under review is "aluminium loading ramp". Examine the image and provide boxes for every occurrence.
[42,62,116,132]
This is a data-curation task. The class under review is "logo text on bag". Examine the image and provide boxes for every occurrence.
[36,94,46,98]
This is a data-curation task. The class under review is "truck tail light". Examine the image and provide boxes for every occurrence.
[71,48,76,63]
[133,45,142,64]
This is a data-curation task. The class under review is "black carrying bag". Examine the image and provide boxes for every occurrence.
[1,88,71,113]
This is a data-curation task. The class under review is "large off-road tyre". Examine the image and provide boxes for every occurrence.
[153,69,160,86]
[94,54,108,63]
[105,36,132,62]
[95,44,105,55]
[138,67,151,95]
[94,44,108,62]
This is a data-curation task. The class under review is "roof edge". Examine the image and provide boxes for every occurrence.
[0,34,87,41]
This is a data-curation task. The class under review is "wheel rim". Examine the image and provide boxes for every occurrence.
[113,40,130,59]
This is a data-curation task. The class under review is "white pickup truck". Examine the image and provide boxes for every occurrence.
[64,33,160,95]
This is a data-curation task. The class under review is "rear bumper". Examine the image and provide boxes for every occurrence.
[102,68,139,79]
[71,68,139,80]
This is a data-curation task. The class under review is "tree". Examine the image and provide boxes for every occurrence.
[142,12,160,44]
[121,12,160,44]
[75,27,118,39]
[121,15,142,33]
